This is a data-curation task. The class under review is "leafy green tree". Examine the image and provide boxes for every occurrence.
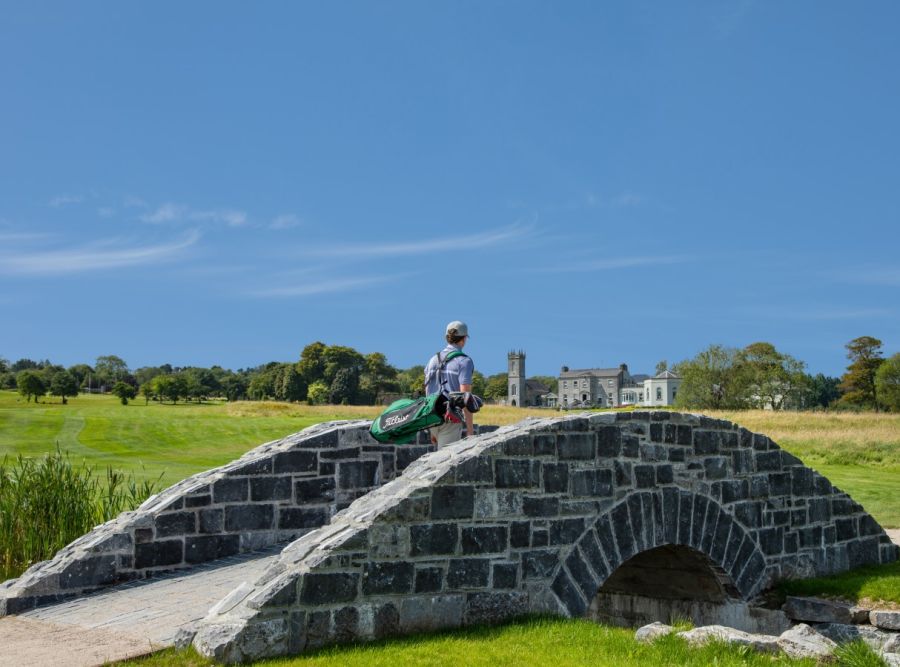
[471,370,486,397]
[247,372,276,400]
[140,382,155,405]
[805,374,842,409]
[307,380,329,405]
[323,346,366,385]
[655,360,668,375]
[67,364,94,388]
[221,375,248,401]
[95,355,130,386]
[739,342,806,410]
[297,342,328,385]
[11,358,40,372]
[484,373,509,400]
[358,352,399,403]
[839,336,884,410]
[17,371,46,402]
[329,367,359,404]
[50,370,80,404]
[111,381,137,405]
[674,344,750,410]
[151,374,187,404]
[528,375,558,394]
[278,365,306,402]
[0,357,8,373]
[134,366,166,386]
[396,365,425,397]
[875,353,900,412]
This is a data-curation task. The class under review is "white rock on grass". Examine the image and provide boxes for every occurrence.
[882,652,900,667]
[884,633,900,653]
[776,623,838,660]
[871,611,900,631]
[635,622,672,643]
[815,622,897,651]
[677,625,780,653]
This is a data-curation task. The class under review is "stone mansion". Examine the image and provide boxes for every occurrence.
[507,351,682,408]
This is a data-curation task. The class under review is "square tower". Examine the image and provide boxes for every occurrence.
[508,350,525,407]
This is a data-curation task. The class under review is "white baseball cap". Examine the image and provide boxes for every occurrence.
[446,321,469,337]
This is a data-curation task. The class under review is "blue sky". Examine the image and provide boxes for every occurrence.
[1,1,898,378]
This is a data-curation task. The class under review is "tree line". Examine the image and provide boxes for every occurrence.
[0,343,491,407]
[672,336,900,412]
[3,335,898,411]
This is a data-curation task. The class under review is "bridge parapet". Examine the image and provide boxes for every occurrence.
[191,411,898,662]
[0,421,495,614]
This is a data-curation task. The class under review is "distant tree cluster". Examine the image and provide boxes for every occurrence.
[3,335,898,411]
[673,336,898,412]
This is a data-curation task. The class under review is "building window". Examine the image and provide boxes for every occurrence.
[608,380,613,386]
[511,385,516,395]
[656,387,662,401]
[563,380,567,388]
[582,380,587,388]
[672,388,677,400]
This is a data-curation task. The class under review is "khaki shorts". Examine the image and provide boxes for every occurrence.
[430,421,463,448]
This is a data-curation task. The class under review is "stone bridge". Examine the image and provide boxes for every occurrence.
[1,412,896,663]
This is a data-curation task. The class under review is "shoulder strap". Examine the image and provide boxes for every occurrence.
[442,350,467,365]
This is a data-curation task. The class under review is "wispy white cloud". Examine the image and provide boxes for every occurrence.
[98,206,116,218]
[270,214,302,230]
[123,196,148,208]
[0,231,52,243]
[535,255,692,273]
[299,223,533,259]
[48,194,85,208]
[139,202,247,227]
[838,267,900,287]
[246,273,403,298]
[0,230,200,276]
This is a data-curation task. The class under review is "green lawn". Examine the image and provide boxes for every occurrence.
[0,391,340,486]
[120,617,820,667]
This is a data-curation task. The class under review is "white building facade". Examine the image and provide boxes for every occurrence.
[558,364,681,408]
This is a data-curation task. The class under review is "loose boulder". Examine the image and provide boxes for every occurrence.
[776,623,837,660]
[677,625,780,653]
[635,622,672,643]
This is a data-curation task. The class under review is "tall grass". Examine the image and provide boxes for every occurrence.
[0,446,161,581]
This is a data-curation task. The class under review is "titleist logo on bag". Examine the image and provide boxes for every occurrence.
[382,413,412,427]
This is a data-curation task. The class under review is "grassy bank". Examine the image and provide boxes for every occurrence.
[119,616,819,667]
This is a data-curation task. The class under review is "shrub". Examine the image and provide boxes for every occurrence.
[0,448,161,581]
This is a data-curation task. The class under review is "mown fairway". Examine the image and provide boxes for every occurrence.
[1,392,898,527]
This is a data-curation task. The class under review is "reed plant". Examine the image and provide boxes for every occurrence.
[0,446,161,581]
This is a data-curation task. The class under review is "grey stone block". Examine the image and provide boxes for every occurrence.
[415,567,443,593]
[495,459,540,488]
[571,469,613,497]
[447,558,491,588]
[273,450,318,474]
[300,573,359,605]
[185,535,241,564]
[464,591,528,624]
[278,507,328,530]
[461,526,508,554]
[134,540,183,569]
[410,523,458,556]
[250,477,293,501]
[225,505,274,531]
[213,478,248,503]
[431,486,475,520]
[59,555,117,589]
[362,562,414,595]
